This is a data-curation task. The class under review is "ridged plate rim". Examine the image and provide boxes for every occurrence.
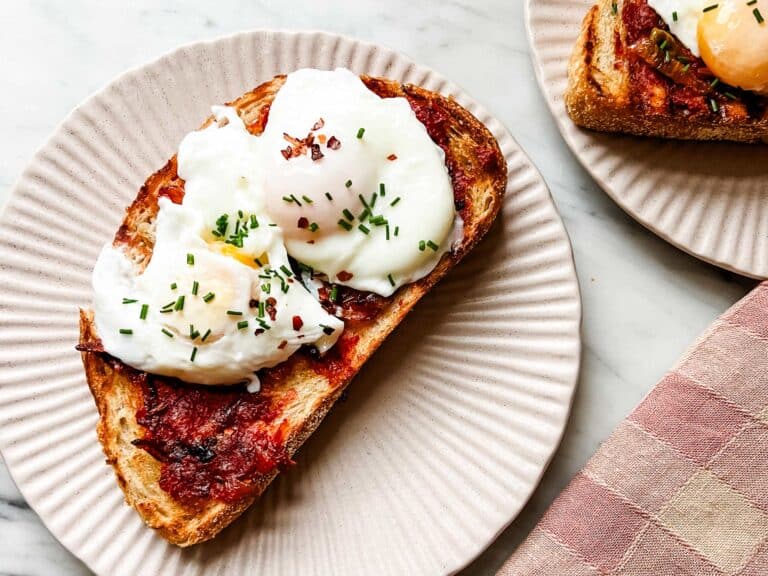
[0,29,581,576]
[525,0,768,279]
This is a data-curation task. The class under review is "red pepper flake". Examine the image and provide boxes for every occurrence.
[327,136,341,150]
[249,299,259,308]
[278,340,288,350]
[254,328,265,336]
[297,217,309,229]
[266,297,277,321]
[312,118,325,130]
[307,240,315,244]
[283,132,303,147]
[292,315,303,331]
[280,147,293,160]
[311,143,324,161]
[387,154,398,161]
[337,270,354,281]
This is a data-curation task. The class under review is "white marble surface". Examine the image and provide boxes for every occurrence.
[0,1,755,574]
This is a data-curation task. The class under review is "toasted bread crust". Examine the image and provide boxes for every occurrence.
[566,0,768,142]
[79,74,506,546]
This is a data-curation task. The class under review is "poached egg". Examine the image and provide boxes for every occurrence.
[92,69,460,386]
[647,0,768,95]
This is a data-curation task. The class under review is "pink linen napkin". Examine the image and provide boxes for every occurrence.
[499,283,768,576]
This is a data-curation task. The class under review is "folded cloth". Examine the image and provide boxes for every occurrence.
[499,283,768,576]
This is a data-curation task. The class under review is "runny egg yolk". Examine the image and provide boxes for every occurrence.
[698,0,768,95]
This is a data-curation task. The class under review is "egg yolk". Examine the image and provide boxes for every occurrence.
[698,0,768,95]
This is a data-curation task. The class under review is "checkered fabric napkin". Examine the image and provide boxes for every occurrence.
[499,283,768,576]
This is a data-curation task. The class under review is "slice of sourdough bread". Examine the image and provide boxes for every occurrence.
[78,74,507,546]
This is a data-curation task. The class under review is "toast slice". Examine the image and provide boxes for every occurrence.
[78,74,506,546]
[566,0,768,142]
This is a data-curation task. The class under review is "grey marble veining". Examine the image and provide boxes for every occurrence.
[0,1,755,574]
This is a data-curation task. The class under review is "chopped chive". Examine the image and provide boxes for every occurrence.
[325,192,333,201]
[427,240,439,251]
[203,292,215,303]
[755,7,764,22]
[710,78,720,88]
[119,328,133,335]
[262,283,271,294]
[170,282,177,290]
[122,298,138,304]
[386,224,390,240]
[281,283,289,294]
[369,193,377,209]
[659,39,668,50]
[370,215,387,226]
[161,300,176,310]
[358,224,370,234]
[190,347,198,362]
[672,10,678,20]
[309,222,319,232]
[211,230,222,237]
[257,319,271,330]
[338,219,353,231]
[748,0,757,5]
[394,226,400,237]
[290,194,302,206]
[201,328,211,342]
[343,208,355,221]
[192,281,199,296]
[358,208,370,221]
[710,98,719,113]
[703,3,718,11]
[226,310,243,316]
[320,324,335,335]
[283,195,294,204]
[611,1,618,14]
[280,264,293,277]
[356,127,365,139]
[258,301,265,318]
[254,257,264,267]
[682,62,691,72]
[390,197,401,207]
[238,210,244,219]
[269,223,277,227]
[345,179,353,188]
[189,324,198,339]
[237,320,249,330]
[379,182,386,196]
[187,253,195,266]
[358,194,370,210]
[140,304,149,320]
[725,92,738,100]
[174,295,185,311]
[161,328,174,338]
[387,274,395,287]
[419,240,426,252]
[302,195,314,204]
[250,214,259,228]
[664,49,670,63]
[329,285,339,302]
